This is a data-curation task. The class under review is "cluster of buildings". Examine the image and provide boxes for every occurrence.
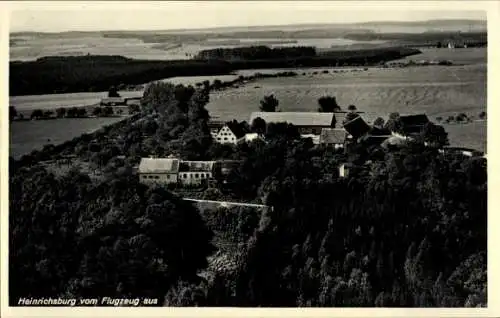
[138,109,485,186]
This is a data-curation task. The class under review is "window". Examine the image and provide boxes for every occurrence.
[201,173,205,178]
[183,174,187,179]
[154,176,159,179]
[195,173,199,178]
[224,137,228,141]
[166,175,170,179]
[142,175,147,179]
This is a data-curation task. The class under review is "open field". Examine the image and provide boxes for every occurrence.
[10,33,387,62]
[9,117,125,159]
[442,121,486,152]
[159,75,239,86]
[10,35,173,61]
[207,64,486,151]
[10,90,143,112]
[392,47,486,65]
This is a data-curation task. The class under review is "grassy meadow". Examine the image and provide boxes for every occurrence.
[207,63,486,151]
[9,117,125,159]
[392,47,487,65]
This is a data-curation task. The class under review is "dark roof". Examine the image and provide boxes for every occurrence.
[178,161,216,172]
[208,120,225,129]
[399,114,429,126]
[343,116,371,139]
[225,121,248,139]
[319,128,347,144]
[401,125,425,135]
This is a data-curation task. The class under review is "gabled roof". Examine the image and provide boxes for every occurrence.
[320,128,347,144]
[399,114,429,126]
[225,121,248,139]
[139,158,179,174]
[249,112,335,127]
[343,116,371,139]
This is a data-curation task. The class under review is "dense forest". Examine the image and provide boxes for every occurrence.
[194,46,317,60]
[10,47,420,96]
[9,82,486,307]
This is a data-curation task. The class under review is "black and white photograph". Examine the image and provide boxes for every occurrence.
[2,0,496,315]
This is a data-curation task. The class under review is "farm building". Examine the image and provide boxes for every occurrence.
[178,161,217,186]
[215,122,249,144]
[138,157,218,187]
[138,157,180,185]
[249,112,341,134]
[343,116,371,140]
[319,128,347,149]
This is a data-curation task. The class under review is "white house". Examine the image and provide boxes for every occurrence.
[138,157,179,185]
[215,122,247,145]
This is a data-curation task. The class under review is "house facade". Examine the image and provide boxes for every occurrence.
[138,157,218,187]
[215,122,247,144]
[178,161,216,186]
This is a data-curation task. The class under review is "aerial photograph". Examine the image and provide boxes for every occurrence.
[7,1,488,310]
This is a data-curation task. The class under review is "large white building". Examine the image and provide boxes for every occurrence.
[138,158,180,185]
[138,157,217,187]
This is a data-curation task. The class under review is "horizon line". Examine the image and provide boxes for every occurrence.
[10,18,487,34]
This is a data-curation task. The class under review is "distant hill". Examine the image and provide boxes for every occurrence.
[10,19,486,37]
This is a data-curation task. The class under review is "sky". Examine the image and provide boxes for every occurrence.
[6,1,489,33]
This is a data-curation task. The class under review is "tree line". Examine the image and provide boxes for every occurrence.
[195,46,317,61]
[10,48,421,96]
